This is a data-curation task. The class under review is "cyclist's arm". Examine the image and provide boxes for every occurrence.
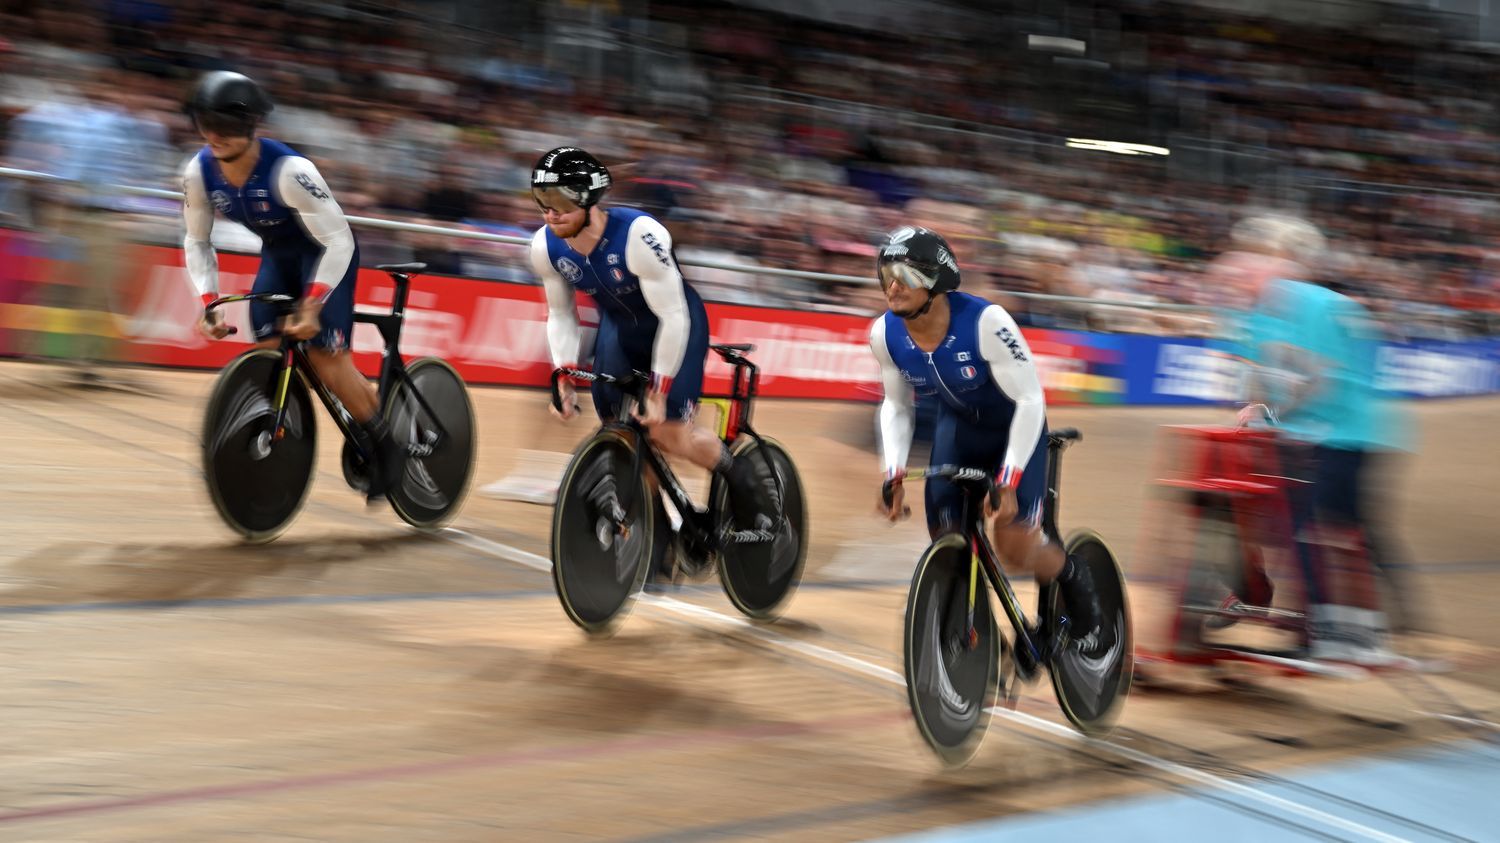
[531,228,581,368]
[869,316,915,478]
[978,304,1045,489]
[624,216,690,395]
[180,156,219,304]
[272,155,355,304]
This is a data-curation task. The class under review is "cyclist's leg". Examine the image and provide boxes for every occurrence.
[924,409,975,540]
[642,298,716,469]
[589,315,627,422]
[987,432,1108,639]
[636,300,773,526]
[248,251,295,347]
[299,252,373,422]
[297,248,399,498]
[989,435,1054,577]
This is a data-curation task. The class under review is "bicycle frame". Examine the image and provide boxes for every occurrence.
[550,344,780,553]
[896,431,1080,679]
[204,267,455,462]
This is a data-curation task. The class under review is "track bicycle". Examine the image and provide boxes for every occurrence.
[885,428,1132,767]
[548,343,806,635]
[200,262,475,542]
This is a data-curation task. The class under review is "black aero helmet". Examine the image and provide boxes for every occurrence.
[186,71,273,137]
[876,226,961,295]
[531,147,612,212]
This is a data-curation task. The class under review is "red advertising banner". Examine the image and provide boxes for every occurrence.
[1,235,1124,403]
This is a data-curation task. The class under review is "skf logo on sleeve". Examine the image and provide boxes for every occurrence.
[294,173,329,200]
[641,232,672,267]
[996,327,1028,362]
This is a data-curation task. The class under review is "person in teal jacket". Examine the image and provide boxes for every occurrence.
[1236,214,1417,665]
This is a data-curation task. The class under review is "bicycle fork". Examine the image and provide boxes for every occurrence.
[270,347,295,442]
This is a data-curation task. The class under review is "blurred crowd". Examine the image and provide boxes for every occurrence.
[1,0,1498,337]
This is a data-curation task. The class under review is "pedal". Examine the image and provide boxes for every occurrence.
[407,432,437,458]
[724,526,776,544]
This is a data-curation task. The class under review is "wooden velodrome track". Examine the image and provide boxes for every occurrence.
[2,358,1498,841]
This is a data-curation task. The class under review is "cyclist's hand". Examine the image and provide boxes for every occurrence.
[633,390,667,427]
[198,309,231,340]
[551,379,579,421]
[284,298,323,341]
[878,479,907,522]
[983,486,1018,525]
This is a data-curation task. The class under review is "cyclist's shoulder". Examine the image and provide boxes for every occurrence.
[257,137,301,161]
[610,205,657,227]
[958,292,1022,332]
[181,148,209,180]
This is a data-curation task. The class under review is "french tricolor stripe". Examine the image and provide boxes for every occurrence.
[650,372,674,395]
[998,465,1022,490]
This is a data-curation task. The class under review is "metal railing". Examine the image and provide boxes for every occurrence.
[0,165,1209,314]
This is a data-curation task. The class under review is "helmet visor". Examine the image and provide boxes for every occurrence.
[192,109,258,138]
[879,261,937,291]
[531,185,585,214]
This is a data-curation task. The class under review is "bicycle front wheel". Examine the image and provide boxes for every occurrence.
[904,532,999,768]
[1048,529,1133,736]
[384,357,476,529]
[551,427,654,635]
[201,349,317,543]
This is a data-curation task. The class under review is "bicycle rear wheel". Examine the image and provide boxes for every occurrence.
[551,427,655,635]
[716,435,807,620]
[1048,529,1133,735]
[201,349,317,543]
[904,532,999,768]
[384,357,475,529]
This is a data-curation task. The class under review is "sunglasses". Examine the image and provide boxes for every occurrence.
[531,186,584,214]
[879,261,938,291]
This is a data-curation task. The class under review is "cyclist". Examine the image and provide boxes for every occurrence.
[870,226,1107,648]
[529,147,775,561]
[180,70,404,499]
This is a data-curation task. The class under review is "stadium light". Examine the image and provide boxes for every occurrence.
[1065,138,1171,156]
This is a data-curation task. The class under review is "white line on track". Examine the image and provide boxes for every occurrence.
[439,526,1419,843]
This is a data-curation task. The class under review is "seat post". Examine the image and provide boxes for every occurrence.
[391,273,411,317]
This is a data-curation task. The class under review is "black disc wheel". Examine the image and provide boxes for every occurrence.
[1048,530,1133,735]
[551,427,654,635]
[384,357,476,529]
[715,436,807,620]
[201,349,317,543]
[903,532,999,768]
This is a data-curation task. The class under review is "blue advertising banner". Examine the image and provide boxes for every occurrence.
[1119,334,1500,405]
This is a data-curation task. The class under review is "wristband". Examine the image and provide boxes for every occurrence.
[997,465,1022,490]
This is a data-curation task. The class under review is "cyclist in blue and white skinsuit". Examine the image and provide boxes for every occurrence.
[870,226,1105,641]
[530,148,772,539]
[181,71,404,499]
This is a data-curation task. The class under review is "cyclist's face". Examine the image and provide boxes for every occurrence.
[199,128,253,162]
[880,262,931,317]
[537,202,588,241]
